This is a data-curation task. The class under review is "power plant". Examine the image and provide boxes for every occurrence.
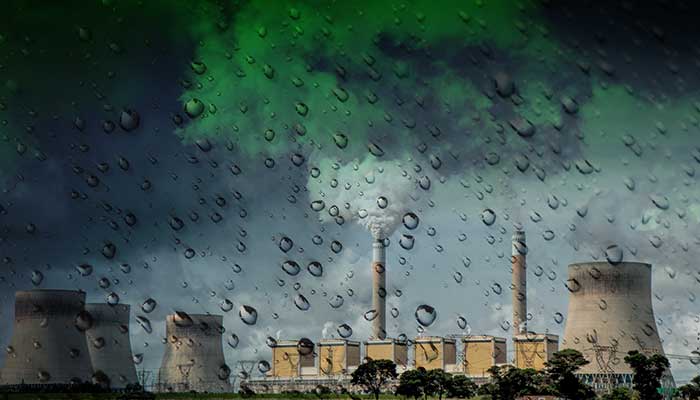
[156,313,231,393]
[0,290,94,385]
[561,262,672,391]
[84,303,138,389]
[0,231,680,395]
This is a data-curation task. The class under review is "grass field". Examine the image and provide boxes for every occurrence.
[0,394,492,400]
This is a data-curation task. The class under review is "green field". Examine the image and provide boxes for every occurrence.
[0,394,491,400]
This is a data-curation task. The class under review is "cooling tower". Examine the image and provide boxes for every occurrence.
[0,290,93,385]
[562,262,666,378]
[371,239,387,340]
[512,229,527,335]
[157,313,231,393]
[84,303,137,389]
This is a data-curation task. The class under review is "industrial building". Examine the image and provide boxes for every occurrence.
[157,313,231,393]
[364,339,408,370]
[463,336,507,378]
[513,333,559,371]
[0,290,94,385]
[414,336,458,372]
[318,339,361,376]
[270,340,316,378]
[561,262,673,391]
[84,303,138,389]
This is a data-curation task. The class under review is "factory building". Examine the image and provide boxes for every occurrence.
[84,303,138,389]
[270,340,316,378]
[364,339,408,370]
[463,336,507,378]
[157,313,231,393]
[513,333,559,371]
[318,339,361,376]
[561,262,673,391]
[0,290,94,385]
[414,337,457,371]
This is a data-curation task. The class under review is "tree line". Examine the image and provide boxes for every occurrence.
[350,348,700,400]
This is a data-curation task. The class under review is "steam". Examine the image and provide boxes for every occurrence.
[321,321,333,339]
[308,157,420,240]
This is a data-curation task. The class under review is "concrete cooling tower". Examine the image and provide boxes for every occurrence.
[157,313,231,393]
[561,262,669,388]
[0,290,93,385]
[85,303,137,389]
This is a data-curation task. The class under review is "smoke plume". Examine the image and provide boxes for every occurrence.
[308,157,420,240]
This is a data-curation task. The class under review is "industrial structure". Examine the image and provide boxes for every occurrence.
[157,313,231,393]
[463,336,507,378]
[364,339,408,370]
[270,340,316,378]
[84,303,138,389]
[512,229,527,335]
[0,290,94,385]
[318,339,361,376]
[561,262,673,391]
[371,238,387,340]
[414,336,458,372]
[513,333,559,370]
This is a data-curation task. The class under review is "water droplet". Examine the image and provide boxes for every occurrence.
[337,323,353,338]
[227,333,239,349]
[415,304,437,327]
[402,212,419,230]
[279,236,294,253]
[329,295,344,309]
[294,294,310,311]
[239,305,258,325]
[481,209,496,226]
[141,298,157,313]
[297,338,314,355]
[281,260,301,276]
[307,261,323,277]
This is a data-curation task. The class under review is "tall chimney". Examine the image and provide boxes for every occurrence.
[371,238,387,340]
[512,229,527,335]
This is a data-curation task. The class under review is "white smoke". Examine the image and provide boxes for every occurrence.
[321,321,334,338]
[308,157,420,239]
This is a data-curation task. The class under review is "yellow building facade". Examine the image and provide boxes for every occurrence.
[514,333,559,371]
[271,340,316,378]
[463,336,507,377]
[414,337,456,370]
[318,339,360,376]
[364,339,409,368]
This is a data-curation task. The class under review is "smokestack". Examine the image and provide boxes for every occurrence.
[371,238,387,340]
[0,290,94,385]
[512,229,527,335]
[85,303,138,389]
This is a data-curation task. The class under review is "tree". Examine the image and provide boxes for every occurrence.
[544,349,595,399]
[425,369,452,400]
[351,359,398,400]
[396,368,427,400]
[447,375,477,399]
[488,365,550,400]
[677,375,700,400]
[601,387,633,400]
[624,350,670,400]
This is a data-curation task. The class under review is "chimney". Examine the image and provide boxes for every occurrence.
[371,238,387,340]
[512,229,527,335]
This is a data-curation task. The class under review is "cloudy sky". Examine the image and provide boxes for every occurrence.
[1,0,699,385]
